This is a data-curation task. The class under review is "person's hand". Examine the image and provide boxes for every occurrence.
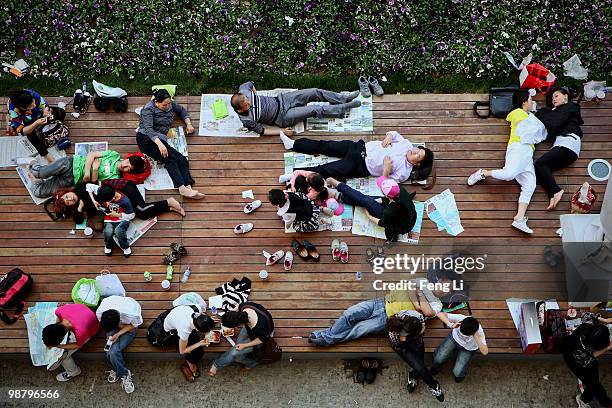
[110,333,120,342]
[200,339,210,347]
[155,140,168,158]
[382,134,393,148]
[235,343,247,351]
[283,127,294,136]
[36,117,48,126]
[185,123,195,134]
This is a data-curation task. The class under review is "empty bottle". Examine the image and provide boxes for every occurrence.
[181,265,191,283]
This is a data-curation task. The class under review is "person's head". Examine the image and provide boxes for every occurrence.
[406,146,433,168]
[117,155,146,174]
[377,176,400,199]
[268,189,287,206]
[50,106,66,121]
[9,89,35,111]
[552,88,570,108]
[193,314,215,333]
[230,93,250,114]
[293,175,309,194]
[584,324,611,351]
[42,323,68,347]
[55,188,78,209]
[221,311,249,328]
[96,185,120,203]
[153,89,172,111]
[307,173,326,192]
[459,317,480,336]
[100,309,121,332]
[512,90,532,111]
[385,315,423,337]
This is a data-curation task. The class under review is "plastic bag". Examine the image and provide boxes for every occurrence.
[520,63,556,93]
[172,292,207,310]
[71,278,100,308]
[517,113,548,145]
[95,269,126,297]
[571,182,597,214]
[563,54,588,80]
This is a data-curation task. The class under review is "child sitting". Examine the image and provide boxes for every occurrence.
[268,188,334,232]
[87,184,135,257]
[281,170,330,203]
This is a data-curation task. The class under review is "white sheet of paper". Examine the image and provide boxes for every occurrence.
[113,217,157,247]
[242,190,254,199]
[208,295,223,309]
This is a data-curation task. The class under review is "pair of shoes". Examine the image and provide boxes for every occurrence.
[330,240,349,263]
[467,169,486,186]
[363,359,379,384]
[163,242,187,264]
[56,367,82,382]
[365,246,384,265]
[234,223,254,234]
[292,239,319,261]
[358,76,384,97]
[512,217,534,234]
[263,249,285,266]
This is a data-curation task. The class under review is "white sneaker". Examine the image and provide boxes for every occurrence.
[121,370,135,394]
[512,217,534,234]
[278,174,292,184]
[467,169,486,186]
[576,394,591,408]
[56,368,81,382]
[244,200,262,214]
[107,370,118,383]
[104,247,112,256]
[123,247,132,257]
[234,223,254,234]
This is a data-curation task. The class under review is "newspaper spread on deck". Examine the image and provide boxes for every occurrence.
[305,94,373,132]
[24,302,66,366]
[425,189,464,236]
[284,204,353,233]
[144,127,187,190]
[74,141,108,157]
[0,136,65,167]
[351,201,425,244]
[114,216,158,247]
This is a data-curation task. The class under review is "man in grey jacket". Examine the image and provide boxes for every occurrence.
[231,81,361,136]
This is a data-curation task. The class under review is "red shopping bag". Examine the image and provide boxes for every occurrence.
[519,63,556,94]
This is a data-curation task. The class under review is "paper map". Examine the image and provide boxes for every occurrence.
[285,204,354,233]
[114,217,158,247]
[305,94,373,132]
[425,189,464,236]
[351,201,425,244]
[144,127,187,190]
[24,302,65,366]
[74,141,108,157]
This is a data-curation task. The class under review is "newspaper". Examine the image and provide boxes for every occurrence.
[283,152,382,196]
[305,94,373,132]
[144,127,187,190]
[16,165,51,205]
[0,136,65,167]
[284,204,353,233]
[74,141,108,157]
[351,201,425,244]
[24,302,65,366]
[114,216,158,247]
[425,189,464,236]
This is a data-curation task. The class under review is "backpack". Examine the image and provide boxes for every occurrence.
[0,268,34,324]
[93,95,128,113]
[147,309,175,346]
[539,307,568,353]
[37,120,70,150]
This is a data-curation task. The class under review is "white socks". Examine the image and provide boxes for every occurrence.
[279,174,292,183]
[279,131,294,150]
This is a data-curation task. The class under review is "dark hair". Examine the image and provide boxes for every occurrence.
[512,90,531,110]
[193,314,215,333]
[127,155,146,174]
[546,86,573,107]
[9,89,34,110]
[96,185,116,202]
[459,317,480,336]
[100,309,121,332]
[230,93,247,111]
[293,175,309,194]
[417,146,434,169]
[42,323,68,347]
[268,189,287,206]
[584,324,611,351]
[385,315,422,337]
[221,311,249,328]
[153,89,171,102]
[50,106,66,122]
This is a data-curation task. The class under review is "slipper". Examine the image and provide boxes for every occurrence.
[331,239,341,261]
[376,247,385,258]
[284,251,293,271]
[265,250,285,266]
[365,247,376,263]
[292,239,309,261]
[303,240,320,262]
[340,241,349,263]
[180,365,196,383]
[244,200,262,214]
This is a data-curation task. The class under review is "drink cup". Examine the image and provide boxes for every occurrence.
[161,279,171,290]
[143,271,152,282]
[259,270,269,280]
[83,227,93,237]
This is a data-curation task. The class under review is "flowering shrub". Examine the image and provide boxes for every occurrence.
[1,0,610,84]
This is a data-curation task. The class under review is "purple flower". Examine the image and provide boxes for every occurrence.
[24,48,31,57]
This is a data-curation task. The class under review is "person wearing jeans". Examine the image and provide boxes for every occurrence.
[90,184,135,257]
[29,156,74,197]
[211,327,258,370]
[430,314,488,382]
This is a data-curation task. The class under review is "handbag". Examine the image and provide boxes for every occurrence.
[245,304,282,364]
[520,63,556,94]
[473,87,517,119]
[95,269,126,297]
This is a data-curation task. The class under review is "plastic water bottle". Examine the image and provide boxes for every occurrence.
[181,265,191,283]
[166,264,173,281]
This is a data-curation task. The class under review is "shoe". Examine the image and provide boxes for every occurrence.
[344,90,360,103]
[264,250,285,266]
[339,241,349,263]
[467,169,486,186]
[163,251,179,265]
[170,242,188,256]
[244,200,262,214]
[354,369,366,384]
[576,394,591,408]
[368,76,384,97]
[234,223,254,234]
[279,174,292,184]
[291,239,310,261]
[430,384,445,402]
[13,157,37,167]
[358,76,371,98]
[320,206,334,217]
[406,372,417,393]
[284,251,293,271]
[107,370,118,383]
[123,247,132,258]
[454,376,465,383]
[303,240,320,262]
[121,370,135,394]
[365,367,377,384]
[56,368,81,382]
[104,247,112,256]
[331,239,341,261]
[512,217,533,234]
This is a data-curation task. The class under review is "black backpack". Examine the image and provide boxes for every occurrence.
[0,268,34,324]
[147,308,176,346]
[93,95,128,113]
[537,304,568,353]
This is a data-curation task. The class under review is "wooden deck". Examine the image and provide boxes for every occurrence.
[1,94,610,355]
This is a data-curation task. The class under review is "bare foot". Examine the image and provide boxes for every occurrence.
[167,197,186,216]
[326,177,340,188]
[27,172,40,183]
[208,365,217,377]
[547,190,564,210]
[178,185,204,199]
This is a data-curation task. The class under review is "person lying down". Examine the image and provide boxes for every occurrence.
[268,188,334,232]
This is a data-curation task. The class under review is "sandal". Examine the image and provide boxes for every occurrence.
[303,240,320,262]
[163,251,179,265]
[331,239,341,261]
[365,247,376,263]
[376,247,385,258]
[292,239,310,261]
[180,365,196,383]
[170,242,187,256]
[340,241,349,263]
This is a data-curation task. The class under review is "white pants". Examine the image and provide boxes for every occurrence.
[491,143,536,205]
[61,349,80,375]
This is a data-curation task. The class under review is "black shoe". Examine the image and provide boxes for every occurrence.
[365,368,377,384]
[354,369,366,384]
[454,376,465,383]
[406,372,417,393]
[430,384,445,402]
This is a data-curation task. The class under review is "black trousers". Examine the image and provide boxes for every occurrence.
[562,351,611,406]
[137,133,194,188]
[534,146,578,198]
[185,330,205,364]
[120,180,171,219]
[292,138,369,181]
[394,343,440,390]
[26,131,49,157]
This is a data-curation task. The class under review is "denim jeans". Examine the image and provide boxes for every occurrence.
[104,221,130,250]
[30,156,74,197]
[336,183,385,219]
[212,328,258,370]
[431,332,476,379]
[106,328,137,378]
[310,298,387,345]
[394,342,439,390]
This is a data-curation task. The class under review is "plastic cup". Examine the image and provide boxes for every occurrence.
[596,90,606,100]
[259,270,269,280]
[83,227,93,237]
[143,271,152,282]
[161,279,171,290]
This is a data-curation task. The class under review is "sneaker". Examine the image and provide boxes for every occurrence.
[13,157,37,167]
[56,368,81,382]
[284,251,293,271]
[244,200,262,214]
[576,394,591,408]
[358,76,371,98]
[107,370,118,383]
[343,90,360,103]
[467,169,486,186]
[406,372,417,393]
[368,76,384,97]
[123,247,132,258]
[512,217,534,234]
[104,247,112,256]
[234,223,254,234]
[264,250,285,266]
[430,384,445,402]
[454,376,465,383]
[278,174,292,184]
[121,370,135,394]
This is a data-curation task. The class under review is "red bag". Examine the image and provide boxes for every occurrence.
[520,63,556,94]
[121,151,151,184]
[571,182,597,214]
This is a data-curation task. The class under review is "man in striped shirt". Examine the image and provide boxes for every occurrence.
[231,81,361,136]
